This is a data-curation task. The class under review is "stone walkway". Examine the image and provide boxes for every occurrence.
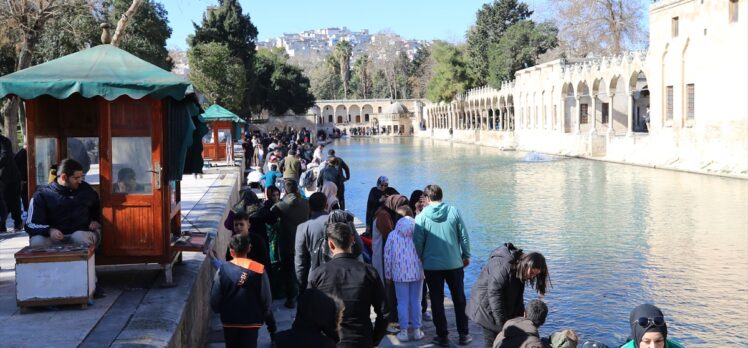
[0,172,239,348]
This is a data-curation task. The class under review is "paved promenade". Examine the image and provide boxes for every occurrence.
[0,172,239,348]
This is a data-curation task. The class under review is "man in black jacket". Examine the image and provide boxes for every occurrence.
[26,159,101,247]
[0,134,21,232]
[327,149,349,210]
[308,222,389,348]
[294,192,329,291]
[272,180,310,308]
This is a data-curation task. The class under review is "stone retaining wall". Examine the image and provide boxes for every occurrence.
[110,173,240,348]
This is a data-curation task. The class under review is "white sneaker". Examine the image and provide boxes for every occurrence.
[412,329,425,341]
[396,331,410,342]
[422,310,433,321]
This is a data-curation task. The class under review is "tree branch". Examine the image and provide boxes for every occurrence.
[110,0,142,46]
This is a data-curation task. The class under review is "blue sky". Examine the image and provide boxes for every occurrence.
[161,0,649,50]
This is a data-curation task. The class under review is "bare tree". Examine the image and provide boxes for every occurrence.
[0,0,64,149]
[110,0,141,46]
[552,0,646,57]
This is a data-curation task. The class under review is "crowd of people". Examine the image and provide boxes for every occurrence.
[209,130,686,348]
[6,124,683,348]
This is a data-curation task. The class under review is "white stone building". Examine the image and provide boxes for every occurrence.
[422,0,748,178]
[309,99,423,135]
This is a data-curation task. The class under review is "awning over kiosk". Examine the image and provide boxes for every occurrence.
[0,44,190,101]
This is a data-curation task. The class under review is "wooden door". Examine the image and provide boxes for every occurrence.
[100,97,164,257]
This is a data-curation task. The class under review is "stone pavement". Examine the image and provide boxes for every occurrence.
[0,172,239,348]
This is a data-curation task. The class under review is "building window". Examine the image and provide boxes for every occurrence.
[378,106,382,113]
[580,104,589,124]
[730,0,739,22]
[601,102,609,124]
[553,105,557,129]
[666,86,674,120]
[687,84,695,120]
[328,115,333,123]
[672,17,679,37]
[364,113,370,122]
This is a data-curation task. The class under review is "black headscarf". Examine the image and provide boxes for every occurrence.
[409,189,423,214]
[629,304,668,344]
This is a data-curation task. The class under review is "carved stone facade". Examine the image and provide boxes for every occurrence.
[422,0,748,177]
[310,99,423,135]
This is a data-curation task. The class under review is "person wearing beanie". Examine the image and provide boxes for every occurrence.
[621,304,684,348]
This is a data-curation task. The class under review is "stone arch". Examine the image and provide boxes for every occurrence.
[349,105,361,123]
[562,83,575,133]
[609,75,628,134]
[630,70,650,132]
[335,105,347,124]
[362,104,373,123]
[593,78,608,131]
[577,81,591,131]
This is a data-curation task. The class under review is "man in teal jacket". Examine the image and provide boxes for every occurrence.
[414,184,472,347]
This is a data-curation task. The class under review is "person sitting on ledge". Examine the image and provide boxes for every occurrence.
[26,158,102,248]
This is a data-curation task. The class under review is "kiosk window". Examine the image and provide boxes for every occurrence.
[67,137,99,185]
[202,129,214,144]
[112,137,152,194]
[35,137,57,186]
[217,129,231,143]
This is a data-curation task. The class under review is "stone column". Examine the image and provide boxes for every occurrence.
[492,104,497,131]
[575,96,582,134]
[560,98,566,133]
[608,93,615,135]
[626,92,634,136]
[589,94,597,135]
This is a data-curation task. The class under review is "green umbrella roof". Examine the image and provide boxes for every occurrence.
[0,44,189,101]
[201,104,246,124]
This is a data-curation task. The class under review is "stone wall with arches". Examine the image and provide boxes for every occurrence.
[421,0,748,177]
[311,99,424,135]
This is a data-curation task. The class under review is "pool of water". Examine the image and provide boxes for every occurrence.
[332,137,748,347]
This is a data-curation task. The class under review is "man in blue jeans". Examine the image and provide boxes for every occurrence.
[414,184,472,347]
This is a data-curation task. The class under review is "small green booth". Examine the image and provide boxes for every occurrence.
[200,104,246,163]
[0,44,208,282]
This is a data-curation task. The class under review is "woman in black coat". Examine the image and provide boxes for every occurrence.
[466,243,550,348]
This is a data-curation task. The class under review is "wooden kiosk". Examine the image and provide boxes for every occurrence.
[0,44,208,294]
[200,104,246,163]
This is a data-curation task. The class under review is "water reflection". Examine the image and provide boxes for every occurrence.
[335,137,748,346]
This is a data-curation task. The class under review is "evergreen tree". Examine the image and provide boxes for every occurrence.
[189,0,257,114]
[488,20,558,87]
[426,41,472,103]
[188,42,246,112]
[250,48,315,115]
[465,0,532,86]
